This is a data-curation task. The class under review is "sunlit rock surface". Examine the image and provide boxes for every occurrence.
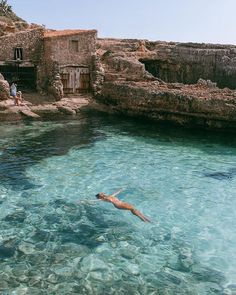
[95,38,236,129]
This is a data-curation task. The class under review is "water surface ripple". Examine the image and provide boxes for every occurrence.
[0,113,236,294]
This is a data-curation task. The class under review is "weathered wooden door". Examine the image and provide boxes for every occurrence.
[60,66,90,94]
[78,68,90,91]
[60,67,79,94]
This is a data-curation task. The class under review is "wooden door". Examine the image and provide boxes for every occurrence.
[78,68,90,91]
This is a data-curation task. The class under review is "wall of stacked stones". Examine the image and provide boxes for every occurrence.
[0,28,44,63]
[40,31,97,91]
[43,31,97,66]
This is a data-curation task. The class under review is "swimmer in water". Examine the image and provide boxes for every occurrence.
[96,190,150,222]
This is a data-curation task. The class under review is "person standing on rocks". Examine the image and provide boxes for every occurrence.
[10,83,22,106]
[10,82,17,103]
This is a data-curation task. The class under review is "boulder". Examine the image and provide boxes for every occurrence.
[0,73,10,100]
[48,74,64,101]
[57,105,76,115]
[197,78,217,88]
[20,109,40,119]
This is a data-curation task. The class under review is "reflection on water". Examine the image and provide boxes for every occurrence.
[0,112,236,294]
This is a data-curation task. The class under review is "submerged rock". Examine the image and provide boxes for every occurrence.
[0,280,8,291]
[3,208,27,223]
[178,246,194,271]
[224,284,236,295]
[0,244,15,258]
[80,254,108,273]
[31,228,51,242]
[195,282,223,295]
[204,171,233,180]
[12,263,29,277]
[18,241,36,255]
[191,264,226,284]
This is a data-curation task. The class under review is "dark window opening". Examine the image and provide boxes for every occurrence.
[14,48,23,61]
[70,40,79,52]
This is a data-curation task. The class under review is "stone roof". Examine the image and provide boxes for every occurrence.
[44,29,97,38]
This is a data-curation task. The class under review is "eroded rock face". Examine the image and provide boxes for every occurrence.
[48,74,64,101]
[90,54,105,94]
[0,73,10,100]
[97,38,236,89]
[95,80,236,129]
[94,38,236,129]
[0,4,30,37]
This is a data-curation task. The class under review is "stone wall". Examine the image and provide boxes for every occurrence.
[43,31,97,66]
[0,28,44,62]
[41,31,97,92]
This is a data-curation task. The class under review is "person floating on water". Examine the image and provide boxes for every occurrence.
[95,189,150,222]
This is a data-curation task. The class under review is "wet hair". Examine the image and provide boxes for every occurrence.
[96,192,106,199]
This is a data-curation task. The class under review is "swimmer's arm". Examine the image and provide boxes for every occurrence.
[111,188,124,197]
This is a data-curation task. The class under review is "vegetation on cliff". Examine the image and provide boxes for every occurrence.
[0,0,29,36]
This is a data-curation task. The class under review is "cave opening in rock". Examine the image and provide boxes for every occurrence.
[139,59,236,90]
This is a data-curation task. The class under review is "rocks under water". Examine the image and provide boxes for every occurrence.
[0,117,236,294]
[0,197,228,294]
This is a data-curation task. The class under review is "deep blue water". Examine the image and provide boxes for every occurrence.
[0,112,236,294]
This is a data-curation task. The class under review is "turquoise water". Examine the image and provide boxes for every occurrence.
[0,112,236,294]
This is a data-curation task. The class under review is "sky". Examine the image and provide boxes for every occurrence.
[7,0,236,45]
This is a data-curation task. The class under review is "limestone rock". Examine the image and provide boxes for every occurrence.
[197,78,217,88]
[90,54,105,94]
[20,109,40,119]
[18,242,36,255]
[0,244,15,258]
[57,105,76,115]
[3,208,27,223]
[48,74,64,101]
[80,254,108,273]
[0,3,29,36]
[95,80,236,129]
[0,73,10,100]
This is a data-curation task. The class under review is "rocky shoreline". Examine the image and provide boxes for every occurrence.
[1,15,236,129]
[0,94,91,121]
[91,38,236,130]
[95,80,236,130]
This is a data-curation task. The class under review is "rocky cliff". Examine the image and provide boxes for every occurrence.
[0,1,42,36]
[95,38,236,129]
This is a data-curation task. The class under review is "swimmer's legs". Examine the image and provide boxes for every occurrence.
[131,208,150,222]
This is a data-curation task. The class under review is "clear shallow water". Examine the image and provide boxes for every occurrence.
[1,113,236,294]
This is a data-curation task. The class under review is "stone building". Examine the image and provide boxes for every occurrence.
[0,27,97,95]
[42,29,97,95]
[0,27,44,90]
